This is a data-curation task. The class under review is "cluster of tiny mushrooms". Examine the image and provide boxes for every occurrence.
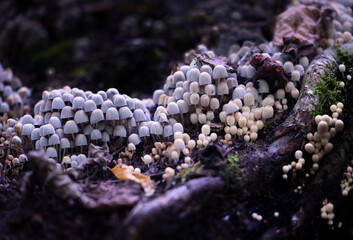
[0,0,352,226]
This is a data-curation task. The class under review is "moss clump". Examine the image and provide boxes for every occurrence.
[177,161,204,183]
[312,70,343,116]
[222,154,242,181]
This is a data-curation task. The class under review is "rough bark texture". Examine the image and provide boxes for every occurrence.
[121,177,225,240]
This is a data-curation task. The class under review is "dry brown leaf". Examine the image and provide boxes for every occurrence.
[273,3,334,58]
[109,163,156,197]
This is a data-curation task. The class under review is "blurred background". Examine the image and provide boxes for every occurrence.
[0,0,289,100]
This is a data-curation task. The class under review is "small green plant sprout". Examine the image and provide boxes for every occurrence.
[177,161,204,183]
[222,154,242,181]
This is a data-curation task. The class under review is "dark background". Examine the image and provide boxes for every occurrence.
[0,0,289,100]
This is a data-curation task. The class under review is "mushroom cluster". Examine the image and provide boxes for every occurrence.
[329,5,353,46]
[340,164,353,197]
[20,86,152,165]
[154,48,303,145]
[304,103,344,173]
[282,102,344,181]
[321,200,335,226]
[0,65,31,120]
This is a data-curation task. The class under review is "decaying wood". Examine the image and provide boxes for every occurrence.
[121,177,224,239]
[27,148,82,200]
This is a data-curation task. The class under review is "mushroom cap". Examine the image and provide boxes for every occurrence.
[72,96,85,110]
[52,97,65,110]
[128,143,136,151]
[172,71,186,84]
[63,120,79,134]
[113,125,127,137]
[74,110,89,124]
[126,98,136,110]
[226,77,238,89]
[205,84,216,96]
[46,147,58,158]
[40,124,55,137]
[173,87,184,100]
[223,102,239,114]
[232,87,246,99]
[210,98,220,110]
[60,138,71,149]
[262,105,274,119]
[21,114,34,125]
[61,106,74,119]
[180,65,191,76]
[114,95,127,107]
[174,138,185,150]
[48,134,60,146]
[257,80,270,94]
[138,126,150,137]
[173,123,184,134]
[31,128,41,141]
[119,106,133,119]
[128,133,141,145]
[190,82,200,93]
[167,102,180,115]
[105,107,119,121]
[84,100,97,112]
[176,99,189,114]
[91,94,104,106]
[163,125,173,138]
[90,109,104,125]
[244,92,255,106]
[189,93,199,105]
[217,81,229,95]
[151,122,163,135]
[101,99,114,113]
[155,112,168,123]
[102,131,110,142]
[49,116,62,129]
[213,65,227,79]
[49,90,62,100]
[34,114,45,127]
[21,123,35,136]
[75,134,88,146]
[199,72,212,86]
[187,68,200,82]
[153,89,165,105]
[90,129,102,140]
[40,136,48,147]
[133,109,146,122]
[106,88,120,100]
[200,65,213,75]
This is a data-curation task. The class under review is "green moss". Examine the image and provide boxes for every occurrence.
[311,48,353,116]
[177,161,204,183]
[312,69,343,116]
[222,154,242,181]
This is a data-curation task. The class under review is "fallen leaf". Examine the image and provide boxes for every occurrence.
[249,54,288,89]
[194,54,237,73]
[273,4,335,59]
[109,163,156,197]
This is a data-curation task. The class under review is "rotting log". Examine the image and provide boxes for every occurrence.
[121,177,225,240]
[234,43,353,201]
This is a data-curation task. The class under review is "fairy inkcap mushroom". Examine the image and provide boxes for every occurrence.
[213,65,228,81]
[113,125,127,137]
[52,97,65,110]
[63,120,79,137]
[187,68,200,82]
[72,96,85,110]
[49,116,62,129]
[90,109,104,125]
